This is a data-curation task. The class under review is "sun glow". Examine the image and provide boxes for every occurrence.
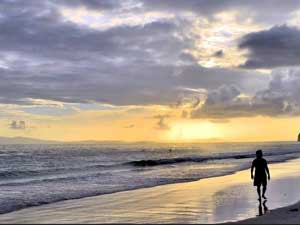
[167,121,223,142]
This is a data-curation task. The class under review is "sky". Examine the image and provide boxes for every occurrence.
[2,0,300,142]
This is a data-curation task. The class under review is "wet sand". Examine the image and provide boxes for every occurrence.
[234,201,300,224]
[1,159,300,224]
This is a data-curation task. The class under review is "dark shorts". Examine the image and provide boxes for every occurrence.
[254,176,267,187]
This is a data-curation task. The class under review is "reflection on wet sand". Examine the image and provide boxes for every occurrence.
[258,200,269,216]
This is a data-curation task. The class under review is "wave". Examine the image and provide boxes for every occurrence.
[127,150,300,167]
[0,164,120,180]
[2,149,299,181]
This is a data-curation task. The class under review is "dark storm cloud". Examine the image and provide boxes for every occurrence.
[239,25,300,68]
[191,70,300,119]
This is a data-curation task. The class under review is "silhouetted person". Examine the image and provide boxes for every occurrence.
[251,150,270,200]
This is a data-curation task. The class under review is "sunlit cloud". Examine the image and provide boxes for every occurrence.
[187,10,264,68]
[60,6,175,30]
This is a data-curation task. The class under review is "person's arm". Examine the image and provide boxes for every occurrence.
[251,160,254,179]
[266,162,270,180]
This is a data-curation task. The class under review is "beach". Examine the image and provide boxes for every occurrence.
[1,158,300,224]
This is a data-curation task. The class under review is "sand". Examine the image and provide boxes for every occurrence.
[1,159,300,224]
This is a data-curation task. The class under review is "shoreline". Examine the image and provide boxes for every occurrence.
[1,159,300,223]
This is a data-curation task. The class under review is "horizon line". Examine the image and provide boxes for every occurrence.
[0,136,297,145]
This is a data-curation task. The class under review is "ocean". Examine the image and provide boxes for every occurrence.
[0,141,300,215]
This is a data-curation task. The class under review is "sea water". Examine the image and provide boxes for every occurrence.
[0,141,300,214]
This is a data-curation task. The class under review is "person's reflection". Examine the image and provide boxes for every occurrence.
[258,200,269,216]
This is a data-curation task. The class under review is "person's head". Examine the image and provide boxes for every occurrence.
[256,149,263,159]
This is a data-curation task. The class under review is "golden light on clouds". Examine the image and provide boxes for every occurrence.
[188,10,264,68]
[60,7,175,30]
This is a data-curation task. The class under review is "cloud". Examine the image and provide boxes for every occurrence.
[154,114,171,130]
[57,0,121,10]
[181,110,189,118]
[2,0,300,124]
[191,69,300,118]
[0,0,284,116]
[10,120,26,130]
[239,25,300,68]
[141,0,300,24]
[212,50,224,58]
[191,84,245,118]
[204,85,241,106]
[124,124,135,128]
[0,0,269,108]
[210,119,230,123]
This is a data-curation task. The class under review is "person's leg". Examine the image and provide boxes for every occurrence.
[263,200,269,213]
[257,185,261,200]
[262,185,267,199]
[258,200,263,216]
